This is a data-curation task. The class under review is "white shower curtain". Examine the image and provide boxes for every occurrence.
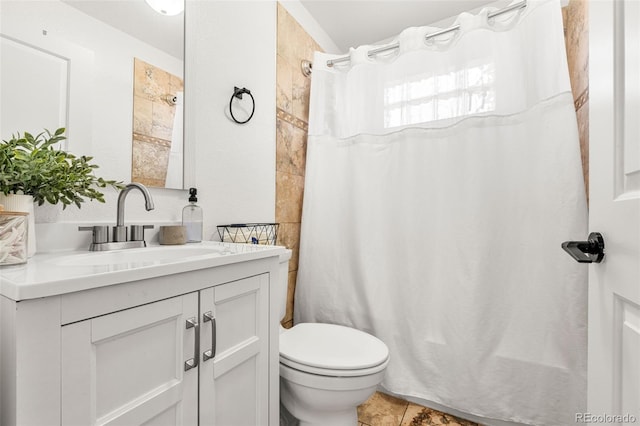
[295,1,587,425]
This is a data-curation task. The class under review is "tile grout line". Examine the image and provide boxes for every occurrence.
[398,402,410,426]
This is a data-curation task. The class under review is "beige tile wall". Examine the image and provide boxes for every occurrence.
[131,58,184,188]
[276,3,323,329]
[562,0,589,202]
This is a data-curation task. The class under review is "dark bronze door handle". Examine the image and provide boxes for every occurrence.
[562,232,605,263]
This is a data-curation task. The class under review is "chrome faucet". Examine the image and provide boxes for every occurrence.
[113,183,155,242]
[78,182,155,251]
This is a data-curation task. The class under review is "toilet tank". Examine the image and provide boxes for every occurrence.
[277,249,292,324]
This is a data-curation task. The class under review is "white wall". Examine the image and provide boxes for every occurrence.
[0,1,189,249]
[184,0,277,242]
[1,0,277,251]
[2,0,338,252]
[1,1,183,183]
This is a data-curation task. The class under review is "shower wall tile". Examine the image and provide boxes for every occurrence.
[151,101,175,141]
[277,54,293,113]
[279,5,310,66]
[292,69,311,122]
[133,59,157,100]
[275,118,291,174]
[276,222,301,272]
[276,2,321,328]
[133,96,153,135]
[276,171,305,223]
[283,270,297,324]
[131,58,183,188]
[134,58,183,102]
[131,135,170,188]
[169,74,183,97]
[577,100,589,201]
[562,0,588,103]
[562,0,589,200]
[276,118,307,176]
[276,2,320,125]
[277,4,296,68]
[277,108,309,132]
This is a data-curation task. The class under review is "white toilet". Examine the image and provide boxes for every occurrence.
[277,251,390,426]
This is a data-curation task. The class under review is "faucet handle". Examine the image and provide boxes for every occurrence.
[112,225,127,243]
[78,226,109,244]
[130,224,154,242]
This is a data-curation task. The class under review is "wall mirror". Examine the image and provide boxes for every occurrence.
[0,0,185,189]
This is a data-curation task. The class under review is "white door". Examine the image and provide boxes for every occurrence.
[588,0,640,420]
[61,293,199,426]
[199,274,270,426]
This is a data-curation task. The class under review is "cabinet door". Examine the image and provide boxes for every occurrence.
[199,274,270,426]
[61,293,199,426]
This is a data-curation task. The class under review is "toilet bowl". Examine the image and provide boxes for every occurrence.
[277,251,389,426]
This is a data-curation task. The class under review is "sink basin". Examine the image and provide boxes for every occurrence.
[51,245,234,267]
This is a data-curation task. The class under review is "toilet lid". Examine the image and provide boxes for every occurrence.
[280,323,389,371]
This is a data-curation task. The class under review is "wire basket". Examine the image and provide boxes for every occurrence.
[216,223,279,245]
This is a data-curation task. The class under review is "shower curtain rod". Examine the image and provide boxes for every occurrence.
[326,0,527,67]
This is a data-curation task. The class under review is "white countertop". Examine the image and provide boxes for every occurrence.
[0,241,288,301]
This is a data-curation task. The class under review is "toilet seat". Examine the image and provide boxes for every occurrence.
[280,323,389,377]
[281,356,390,377]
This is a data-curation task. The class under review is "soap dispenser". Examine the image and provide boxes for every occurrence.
[182,187,202,243]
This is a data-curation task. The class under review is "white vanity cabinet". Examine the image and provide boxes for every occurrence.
[0,246,283,426]
[61,293,200,425]
[61,274,269,426]
[198,275,270,426]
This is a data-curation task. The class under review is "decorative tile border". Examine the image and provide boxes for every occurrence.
[277,107,308,132]
[132,132,171,147]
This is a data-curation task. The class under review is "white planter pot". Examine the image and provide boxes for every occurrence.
[0,194,36,257]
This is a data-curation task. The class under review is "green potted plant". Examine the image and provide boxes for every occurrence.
[0,128,123,256]
[0,128,123,207]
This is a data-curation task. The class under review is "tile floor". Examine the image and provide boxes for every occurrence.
[357,392,480,426]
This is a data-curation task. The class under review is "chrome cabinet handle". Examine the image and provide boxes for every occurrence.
[184,317,199,371]
[202,311,216,361]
